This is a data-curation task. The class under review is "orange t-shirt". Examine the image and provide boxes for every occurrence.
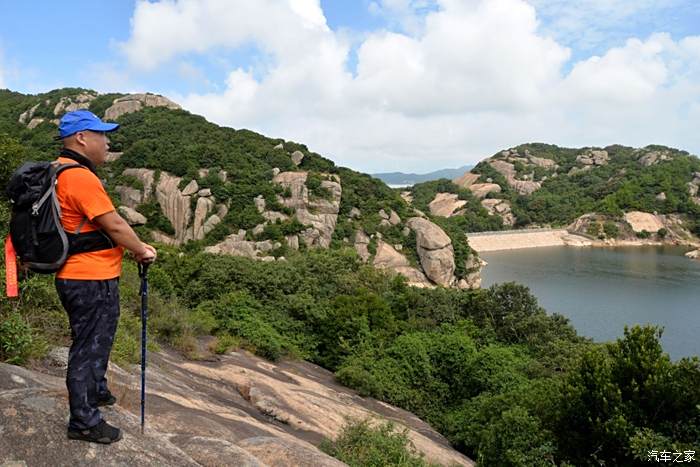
[55,157,124,280]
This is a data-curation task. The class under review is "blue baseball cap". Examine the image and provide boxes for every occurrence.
[57,109,120,139]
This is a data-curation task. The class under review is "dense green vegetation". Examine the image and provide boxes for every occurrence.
[2,89,699,466]
[471,143,700,230]
[321,418,438,467]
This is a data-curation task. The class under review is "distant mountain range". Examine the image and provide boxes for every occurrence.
[372,165,474,186]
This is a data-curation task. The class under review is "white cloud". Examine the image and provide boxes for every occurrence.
[124,0,700,173]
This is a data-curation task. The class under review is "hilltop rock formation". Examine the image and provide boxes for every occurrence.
[0,349,473,466]
[104,93,181,120]
[19,92,98,128]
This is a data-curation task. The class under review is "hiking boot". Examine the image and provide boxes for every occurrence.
[67,420,122,444]
[97,391,117,407]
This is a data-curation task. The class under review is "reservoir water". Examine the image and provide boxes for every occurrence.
[480,246,700,360]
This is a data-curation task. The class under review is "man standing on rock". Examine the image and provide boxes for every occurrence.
[53,109,156,444]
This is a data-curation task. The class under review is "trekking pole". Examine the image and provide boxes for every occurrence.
[138,262,150,434]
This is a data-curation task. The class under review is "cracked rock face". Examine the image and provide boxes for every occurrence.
[272,171,341,249]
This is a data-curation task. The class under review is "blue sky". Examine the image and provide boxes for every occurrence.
[1,1,699,172]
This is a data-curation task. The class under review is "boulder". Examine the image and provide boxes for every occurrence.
[116,185,143,209]
[181,179,199,196]
[291,150,305,166]
[389,210,401,225]
[468,183,501,199]
[118,206,147,226]
[452,172,480,188]
[27,118,45,129]
[400,191,414,204]
[623,211,665,233]
[379,209,390,220]
[428,193,467,217]
[274,143,284,150]
[372,240,410,269]
[286,235,299,250]
[192,197,215,240]
[197,188,212,197]
[406,217,456,287]
[349,207,361,218]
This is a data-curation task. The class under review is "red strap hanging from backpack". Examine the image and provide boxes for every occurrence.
[5,236,19,298]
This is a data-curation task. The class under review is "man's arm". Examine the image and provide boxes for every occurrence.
[93,211,156,263]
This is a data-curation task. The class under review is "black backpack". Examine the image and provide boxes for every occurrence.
[6,160,116,273]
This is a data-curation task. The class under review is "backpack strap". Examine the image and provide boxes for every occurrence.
[52,162,117,256]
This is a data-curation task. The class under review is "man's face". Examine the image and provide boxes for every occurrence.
[77,130,110,165]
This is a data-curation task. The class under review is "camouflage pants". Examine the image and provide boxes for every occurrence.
[55,277,120,430]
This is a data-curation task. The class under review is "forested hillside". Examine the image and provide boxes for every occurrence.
[1,88,699,466]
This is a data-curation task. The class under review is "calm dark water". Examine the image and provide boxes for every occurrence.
[480,246,700,360]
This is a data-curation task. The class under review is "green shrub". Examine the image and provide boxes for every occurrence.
[321,418,436,467]
[603,221,619,238]
[0,311,36,364]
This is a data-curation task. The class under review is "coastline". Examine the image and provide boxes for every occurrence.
[467,229,700,255]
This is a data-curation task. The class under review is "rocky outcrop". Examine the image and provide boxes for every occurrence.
[686,249,700,260]
[457,255,487,289]
[371,240,434,288]
[689,172,700,205]
[429,193,467,217]
[155,172,192,243]
[354,230,371,262]
[488,159,541,195]
[400,191,414,204]
[481,199,516,226]
[623,211,665,233]
[452,172,480,188]
[0,349,474,466]
[637,149,672,167]
[291,151,305,166]
[104,93,181,120]
[117,168,223,244]
[204,230,280,262]
[273,171,341,248]
[406,217,455,287]
[576,149,609,166]
[53,92,98,116]
[19,92,98,128]
[468,183,501,199]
